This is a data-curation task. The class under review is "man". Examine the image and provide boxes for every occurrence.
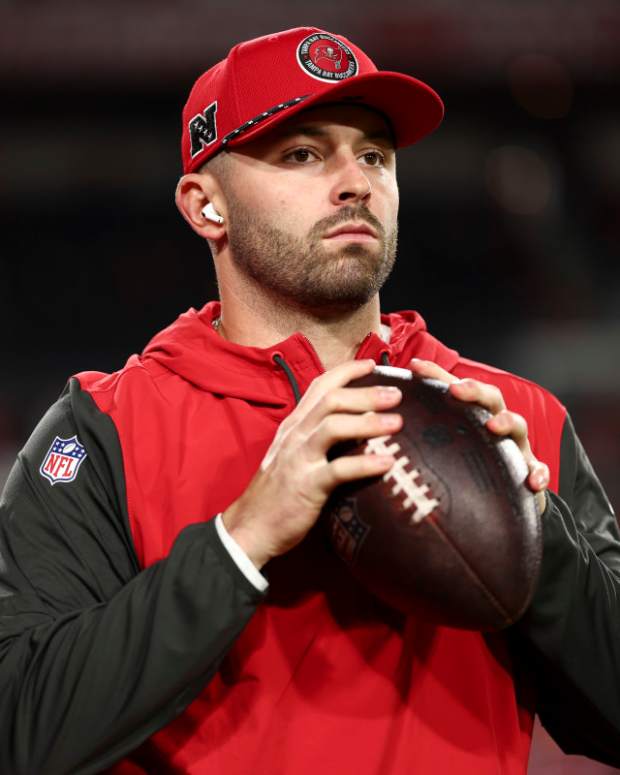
[1,26,619,775]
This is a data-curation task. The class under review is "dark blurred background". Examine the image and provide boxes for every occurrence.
[1,2,619,772]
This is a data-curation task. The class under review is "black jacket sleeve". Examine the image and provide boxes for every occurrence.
[0,379,264,775]
[512,414,620,766]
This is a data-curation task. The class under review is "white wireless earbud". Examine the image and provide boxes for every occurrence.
[201,202,224,224]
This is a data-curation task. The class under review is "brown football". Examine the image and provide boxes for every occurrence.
[324,366,542,631]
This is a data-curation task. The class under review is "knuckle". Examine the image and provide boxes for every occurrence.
[529,455,544,471]
[319,414,340,439]
[509,410,527,435]
[322,390,343,414]
[487,384,504,406]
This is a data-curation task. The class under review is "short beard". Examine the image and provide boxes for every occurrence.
[225,200,398,315]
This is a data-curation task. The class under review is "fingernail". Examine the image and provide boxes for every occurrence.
[534,472,548,489]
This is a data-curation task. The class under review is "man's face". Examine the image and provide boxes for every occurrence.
[216,104,399,314]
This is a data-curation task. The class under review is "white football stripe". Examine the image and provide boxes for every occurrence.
[364,436,439,523]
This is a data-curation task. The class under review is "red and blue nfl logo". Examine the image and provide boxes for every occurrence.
[40,435,88,485]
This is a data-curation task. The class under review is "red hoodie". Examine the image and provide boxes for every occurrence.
[76,301,566,774]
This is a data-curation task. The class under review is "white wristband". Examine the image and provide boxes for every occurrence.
[214,514,269,593]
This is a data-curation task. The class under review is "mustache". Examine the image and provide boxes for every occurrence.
[310,205,385,240]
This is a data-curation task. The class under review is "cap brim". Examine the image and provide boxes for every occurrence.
[226,71,444,151]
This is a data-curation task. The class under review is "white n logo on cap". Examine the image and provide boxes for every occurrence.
[189,101,218,158]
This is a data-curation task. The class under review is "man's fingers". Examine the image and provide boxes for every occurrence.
[528,460,550,492]
[290,359,382,427]
[484,409,549,490]
[299,383,402,436]
[449,379,506,414]
[409,358,458,384]
[318,451,396,492]
[307,410,403,456]
[411,359,545,488]
[529,461,550,515]
[410,359,507,415]
[486,409,527,441]
[300,359,376,407]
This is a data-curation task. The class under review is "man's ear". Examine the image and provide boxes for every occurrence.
[175,173,227,240]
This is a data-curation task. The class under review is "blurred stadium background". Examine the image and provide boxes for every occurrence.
[1,2,619,772]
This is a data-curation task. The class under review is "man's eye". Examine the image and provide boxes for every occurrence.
[285,148,317,163]
[361,151,385,166]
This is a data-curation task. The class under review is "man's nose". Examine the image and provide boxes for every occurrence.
[329,156,372,205]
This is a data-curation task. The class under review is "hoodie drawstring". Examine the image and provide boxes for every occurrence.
[273,354,302,405]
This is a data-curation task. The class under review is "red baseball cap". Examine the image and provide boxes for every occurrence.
[181,27,444,173]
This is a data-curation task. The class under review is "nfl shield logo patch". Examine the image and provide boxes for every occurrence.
[327,497,369,565]
[40,435,88,485]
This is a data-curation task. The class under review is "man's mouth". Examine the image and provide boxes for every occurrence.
[323,222,379,242]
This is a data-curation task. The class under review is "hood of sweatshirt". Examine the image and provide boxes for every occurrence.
[142,301,460,407]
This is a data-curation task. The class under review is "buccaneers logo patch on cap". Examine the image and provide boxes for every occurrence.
[40,435,88,485]
[297,33,358,82]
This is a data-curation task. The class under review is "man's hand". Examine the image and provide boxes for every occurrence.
[222,359,403,569]
[409,358,549,515]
